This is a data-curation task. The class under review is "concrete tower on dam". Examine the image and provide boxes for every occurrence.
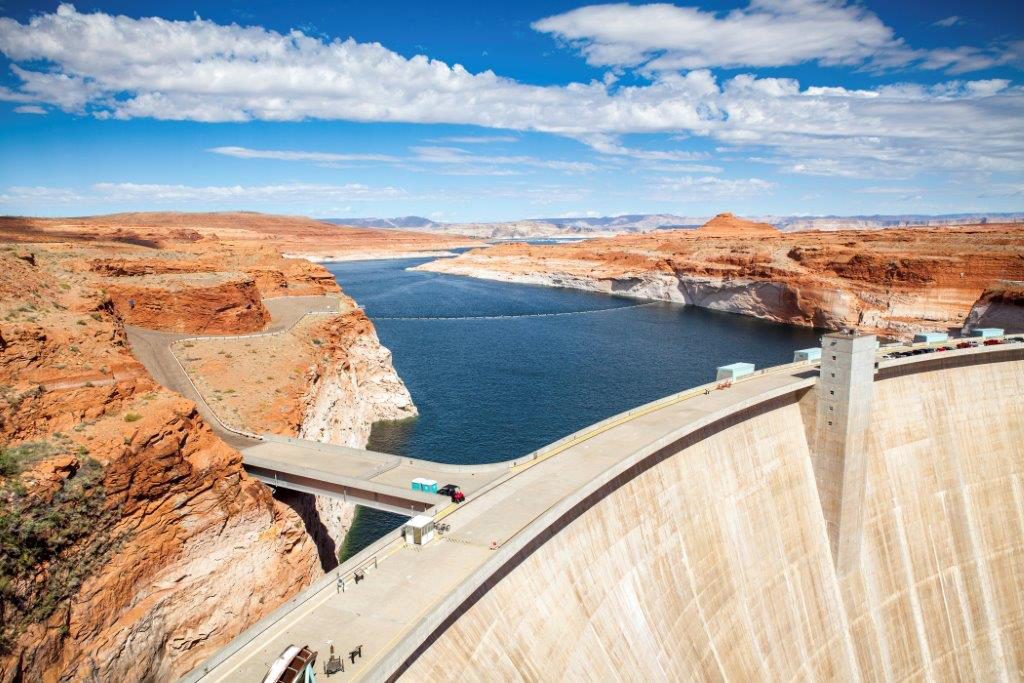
[812,332,876,573]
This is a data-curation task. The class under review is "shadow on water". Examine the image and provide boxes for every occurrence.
[330,256,824,550]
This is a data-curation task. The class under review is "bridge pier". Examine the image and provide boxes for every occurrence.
[811,332,876,574]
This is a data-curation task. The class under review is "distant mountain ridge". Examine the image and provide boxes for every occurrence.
[323,212,1024,239]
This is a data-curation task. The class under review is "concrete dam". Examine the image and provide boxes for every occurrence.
[193,338,1023,681]
[400,343,1024,681]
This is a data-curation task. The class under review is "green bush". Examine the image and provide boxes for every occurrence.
[0,444,122,655]
[123,413,142,423]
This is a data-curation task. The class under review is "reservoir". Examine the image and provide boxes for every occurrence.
[328,256,821,555]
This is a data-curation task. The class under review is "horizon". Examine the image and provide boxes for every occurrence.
[1,1,1023,220]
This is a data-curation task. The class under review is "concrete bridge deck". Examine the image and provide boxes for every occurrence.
[181,339,1023,682]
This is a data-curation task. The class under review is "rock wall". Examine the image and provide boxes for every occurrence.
[106,274,269,334]
[0,366,320,683]
[288,311,417,567]
[964,284,1024,334]
[403,356,1024,680]
[416,223,1024,338]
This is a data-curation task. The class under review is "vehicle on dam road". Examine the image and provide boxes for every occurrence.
[438,484,465,503]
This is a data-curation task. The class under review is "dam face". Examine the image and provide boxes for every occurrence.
[403,354,1024,680]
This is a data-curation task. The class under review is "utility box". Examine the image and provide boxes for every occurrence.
[403,515,435,546]
[913,331,948,344]
[970,327,1004,338]
[794,348,822,362]
[716,362,755,381]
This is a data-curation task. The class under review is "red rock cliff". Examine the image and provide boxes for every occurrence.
[0,244,321,681]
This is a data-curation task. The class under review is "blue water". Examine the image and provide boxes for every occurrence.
[332,256,821,558]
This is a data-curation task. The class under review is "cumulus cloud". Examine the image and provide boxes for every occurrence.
[533,1,1013,74]
[0,5,1022,179]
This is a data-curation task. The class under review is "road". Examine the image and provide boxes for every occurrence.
[124,295,345,449]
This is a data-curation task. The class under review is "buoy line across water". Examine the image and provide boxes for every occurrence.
[371,301,660,321]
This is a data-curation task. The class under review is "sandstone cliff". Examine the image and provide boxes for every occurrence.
[0,222,420,679]
[0,245,320,681]
[964,282,1024,334]
[417,218,1024,337]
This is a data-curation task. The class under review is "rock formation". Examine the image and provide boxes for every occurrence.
[964,281,1024,333]
[0,245,320,681]
[417,220,1024,337]
[696,212,780,236]
[0,214,420,679]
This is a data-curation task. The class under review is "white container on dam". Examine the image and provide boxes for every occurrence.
[913,332,949,343]
[716,362,755,381]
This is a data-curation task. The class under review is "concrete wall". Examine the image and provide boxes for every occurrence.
[401,357,1024,681]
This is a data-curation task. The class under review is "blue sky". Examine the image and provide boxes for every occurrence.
[0,0,1022,221]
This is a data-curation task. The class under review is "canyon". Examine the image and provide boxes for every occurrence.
[417,213,1024,337]
[0,213,418,681]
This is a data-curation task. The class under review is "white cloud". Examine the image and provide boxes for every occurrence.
[13,104,46,115]
[533,1,1013,74]
[429,135,519,144]
[0,4,1021,182]
[650,175,775,201]
[933,16,962,28]
[209,146,398,162]
[0,182,404,207]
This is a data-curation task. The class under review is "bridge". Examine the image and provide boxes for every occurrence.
[125,295,515,515]
[171,319,1022,682]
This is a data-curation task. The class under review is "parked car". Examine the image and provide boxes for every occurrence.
[437,484,465,503]
[984,338,1002,346]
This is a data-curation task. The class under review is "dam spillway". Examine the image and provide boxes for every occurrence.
[400,348,1023,681]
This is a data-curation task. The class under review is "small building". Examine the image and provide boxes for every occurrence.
[970,327,1004,338]
[403,515,435,546]
[793,348,821,362]
[716,362,755,381]
[913,331,949,344]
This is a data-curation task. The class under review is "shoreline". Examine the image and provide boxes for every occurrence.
[286,250,461,262]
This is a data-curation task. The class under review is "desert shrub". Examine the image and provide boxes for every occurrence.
[123,413,142,423]
[0,443,122,654]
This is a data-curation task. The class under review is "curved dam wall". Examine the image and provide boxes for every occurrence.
[401,353,1024,680]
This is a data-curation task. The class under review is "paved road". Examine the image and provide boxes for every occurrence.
[124,295,345,450]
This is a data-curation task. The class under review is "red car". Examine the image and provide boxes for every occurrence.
[438,484,465,503]
[984,338,1002,346]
